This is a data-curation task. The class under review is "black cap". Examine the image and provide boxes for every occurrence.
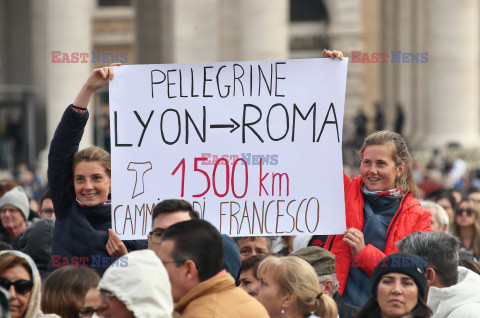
[372,252,427,298]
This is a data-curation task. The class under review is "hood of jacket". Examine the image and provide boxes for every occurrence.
[98,249,173,318]
[0,250,42,318]
[427,266,480,318]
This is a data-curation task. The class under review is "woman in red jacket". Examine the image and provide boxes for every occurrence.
[323,131,431,308]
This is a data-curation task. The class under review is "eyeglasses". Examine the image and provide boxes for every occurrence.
[78,306,105,318]
[149,229,165,244]
[0,277,33,295]
[0,207,20,214]
[456,208,475,216]
[41,208,54,216]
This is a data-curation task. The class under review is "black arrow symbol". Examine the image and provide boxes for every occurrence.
[210,118,240,133]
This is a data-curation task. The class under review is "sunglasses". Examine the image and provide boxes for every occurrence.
[78,306,105,318]
[456,208,475,216]
[0,277,33,295]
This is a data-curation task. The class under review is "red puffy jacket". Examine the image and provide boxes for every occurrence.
[324,172,432,295]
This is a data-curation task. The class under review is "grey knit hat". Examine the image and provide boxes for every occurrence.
[0,186,30,220]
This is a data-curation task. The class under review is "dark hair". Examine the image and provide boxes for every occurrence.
[41,267,100,318]
[434,190,457,211]
[0,179,16,198]
[236,254,266,285]
[357,287,432,318]
[458,259,480,275]
[357,131,418,197]
[161,219,222,281]
[0,242,12,252]
[40,188,51,207]
[152,199,199,222]
[397,231,460,287]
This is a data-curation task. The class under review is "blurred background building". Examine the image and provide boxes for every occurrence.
[0,0,479,173]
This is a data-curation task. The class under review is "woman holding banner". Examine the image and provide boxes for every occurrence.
[48,63,146,274]
[318,125,431,307]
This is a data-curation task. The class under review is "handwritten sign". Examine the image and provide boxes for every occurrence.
[109,58,348,240]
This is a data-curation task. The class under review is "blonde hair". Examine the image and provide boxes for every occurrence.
[451,199,480,259]
[357,131,419,197]
[257,256,338,318]
[73,147,111,178]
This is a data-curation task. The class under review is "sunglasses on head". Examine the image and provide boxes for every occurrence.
[0,277,33,295]
[456,208,475,216]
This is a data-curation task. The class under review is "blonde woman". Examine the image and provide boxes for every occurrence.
[451,198,480,259]
[252,256,337,318]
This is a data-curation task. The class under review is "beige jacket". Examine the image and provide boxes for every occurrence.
[175,271,268,318]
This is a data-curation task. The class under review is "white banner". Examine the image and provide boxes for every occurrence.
[109,58,348,240]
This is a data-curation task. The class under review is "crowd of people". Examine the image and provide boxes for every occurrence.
[0,51,480,318]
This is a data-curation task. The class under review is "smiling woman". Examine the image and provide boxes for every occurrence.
[320,130,432,308]
[48,64,147,275]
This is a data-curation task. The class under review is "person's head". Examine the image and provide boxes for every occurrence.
[72,147,111,207]
[253,256,338,318]
[237,254,266,296]
[148,199,199,256]
[291,246,339,297]
[0,251,41,318]
[452,199,479,230]
[158,219,222,302]
[435,190,457,221]
[0,179,16,198]
[0,187,29,238]
[39,189,55,219]
[450,188,463,205]
[451,199,480,258]
[421,201,449,233]
[358,252,431,318]
[97,249,173,318]
[41,267,100,318]
[357,131,418,197]
[235,236,272,261]
[397,231,460,289]
[467,189,480,206]
[79,288,102,318]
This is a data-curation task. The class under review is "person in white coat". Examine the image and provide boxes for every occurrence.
[398,231,480,318]
[97,249,173,318]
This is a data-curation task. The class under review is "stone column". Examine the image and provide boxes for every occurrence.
[324,0,364,141]
[44,0,93,149]
[422,0,479,147]
[136,0,219,64]
[235,0,288,60]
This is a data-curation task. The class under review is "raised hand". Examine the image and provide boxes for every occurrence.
[73,63,121,108]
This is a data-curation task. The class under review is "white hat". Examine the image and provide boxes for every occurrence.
[98,249,173,318]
